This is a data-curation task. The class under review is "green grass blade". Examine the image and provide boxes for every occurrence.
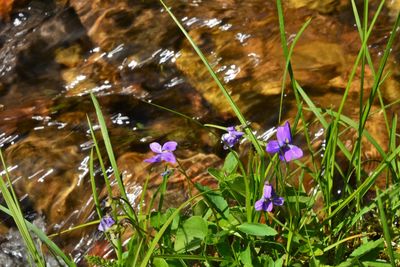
[389,114,399,182]
[295,83,352,161]
[359,12,400,130]
[278,18,312,122]
[89,148,102,219]
[90,93,131,208]
[351,0,391,135]
[86,115,113,197]
[0,151,46,267]
[376,188,396,266]
[334,0,385,122]
[328,144,400,219]
[325,110,386,158]
[141,99,205,129]
[154,254,223,262]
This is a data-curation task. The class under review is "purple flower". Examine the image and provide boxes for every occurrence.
[221,126,244,149]
[144,141,177,164]
[98,216,115,232]
[266,121,303,162]
[254,184,284,212]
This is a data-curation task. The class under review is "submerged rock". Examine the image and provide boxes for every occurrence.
[286,0,348,13]
[4,130,91,229]
[386,0,400,19]
[0,0,14,20]
[0,0,88,88]
[0,217,65,267]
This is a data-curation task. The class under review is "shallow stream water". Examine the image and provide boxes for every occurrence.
[0,0,399,265]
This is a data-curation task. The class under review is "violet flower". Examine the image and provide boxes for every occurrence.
[254,184,284,212]
[98,216,115,232]
[221,126,244,149]
[266,121,303,162]
[144,141,177,164]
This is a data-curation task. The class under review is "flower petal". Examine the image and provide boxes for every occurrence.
[272,196,284,206]
[276,121,292,146]
[144,154,162,163]
[161,152,176,163]
[98,216,115,232]
[222,132,241,149]
[149,142,162,153]
[266,140,280,154]
[221,132,230,142]
[226,126,235,132]
[162,141,178,152]
[284,145,303,161]
[265,200,274,212]
[263,184,273,199]
[254,199,265,211]
[231,130,244,137]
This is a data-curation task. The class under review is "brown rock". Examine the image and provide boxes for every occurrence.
[0,0,14,21]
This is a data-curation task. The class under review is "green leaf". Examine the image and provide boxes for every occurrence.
[150,208,179,230]
[337,239,385,267]
[196,184,229,218]
[216,240,233,259]
[350,239,383,257]
[237,223,277,237]
[193,200,208,217]
[222,151,239,174]
[239,245,252,266]
[153,258,169,267]
[286,196,311,204]
[222,174,246,198]
[174,216,208,252]
[360,261,392,267]
[208,168,224,181]
[275,257,284,267]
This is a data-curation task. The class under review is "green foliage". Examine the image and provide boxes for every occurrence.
[174,216,208,252]
[85,255,119,267]
[152,258,169,267]
[237,223,277,237]
[336,239,386,267]
[222,151,239,174]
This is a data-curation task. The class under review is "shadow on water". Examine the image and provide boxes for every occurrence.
[0,0,398,264]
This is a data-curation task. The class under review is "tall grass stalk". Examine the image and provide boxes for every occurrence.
[87,115,114,199]
[86,113,124,263]
[376,188,396,266]
[0,151,46,267]
[351,0,391,135]
[90,93,130,205]
[89,148,102,219]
